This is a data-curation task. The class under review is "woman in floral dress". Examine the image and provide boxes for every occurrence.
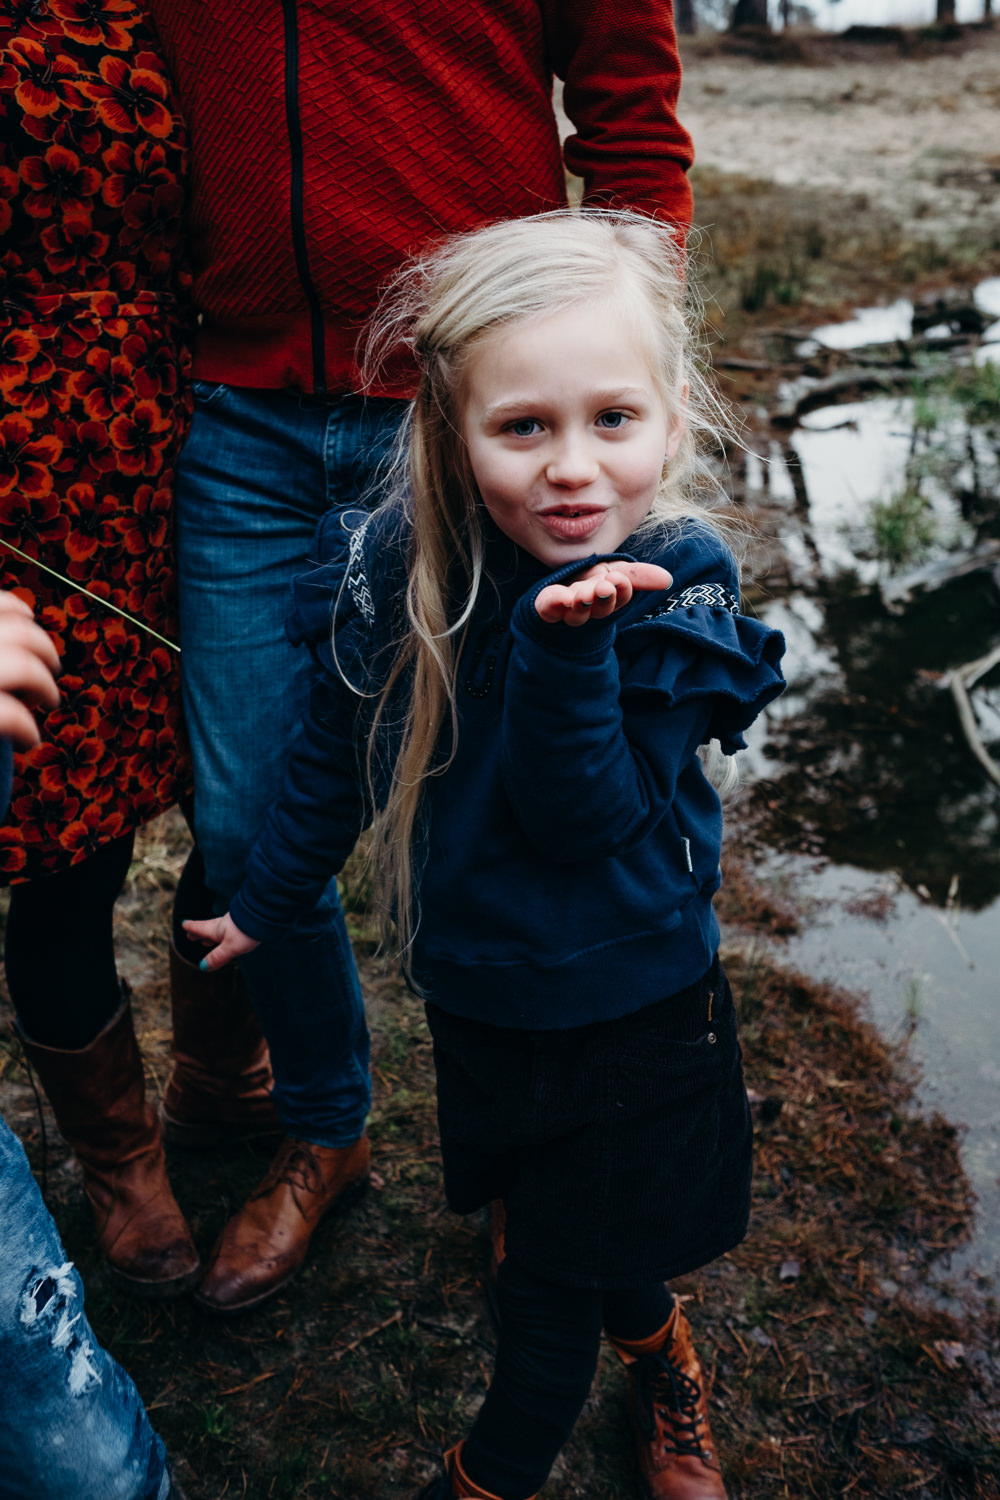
[0,0,274,1298]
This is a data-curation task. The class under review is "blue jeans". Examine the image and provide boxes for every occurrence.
[176,385,407,1146]
[0,1115,169,1500]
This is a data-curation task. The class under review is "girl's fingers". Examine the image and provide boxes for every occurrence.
[619,562,673,593]
[182,917,224,947]
[182,916,259,971]
[534,584,576,622]
[534,563,673,625]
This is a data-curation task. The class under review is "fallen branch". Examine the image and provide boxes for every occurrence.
[770,367,916,425]
[330,1308,403,1362]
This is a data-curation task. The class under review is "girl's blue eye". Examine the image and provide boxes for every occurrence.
[508,418,541,437]
[597,411,628,429]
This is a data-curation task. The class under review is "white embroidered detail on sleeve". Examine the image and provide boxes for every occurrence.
[649,583,740,617]
[346,516,375,627]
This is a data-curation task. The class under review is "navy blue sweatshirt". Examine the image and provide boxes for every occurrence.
[229,505,785,1029]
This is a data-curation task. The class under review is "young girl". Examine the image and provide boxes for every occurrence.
[187,212,785,1500]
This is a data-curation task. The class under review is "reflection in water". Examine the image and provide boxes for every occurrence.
[799,278,1000,353]
[738,340,1000,1265]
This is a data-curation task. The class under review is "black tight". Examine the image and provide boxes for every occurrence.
[6,832,136,1049]
[462,1257,673,1499]
[6,829,215,1050]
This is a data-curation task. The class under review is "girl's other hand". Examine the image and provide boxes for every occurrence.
[535,562,672,627]
[0,592,61,748]
[183,913,260,971]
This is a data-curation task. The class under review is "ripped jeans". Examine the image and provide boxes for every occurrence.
[0,1115,169,1500]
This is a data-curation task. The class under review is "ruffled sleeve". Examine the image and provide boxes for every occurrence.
[618,595,785,754]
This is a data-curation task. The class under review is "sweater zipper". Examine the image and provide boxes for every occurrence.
[281,0,327,393]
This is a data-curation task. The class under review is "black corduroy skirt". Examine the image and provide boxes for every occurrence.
[425,957,753,1290]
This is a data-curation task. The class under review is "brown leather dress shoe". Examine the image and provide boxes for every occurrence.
[17,999,200,1299]
[195,1134,370,1314]
[162,940,282,1148]
[612,1303,728,1499]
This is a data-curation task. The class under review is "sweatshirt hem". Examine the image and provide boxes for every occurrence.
[413,902,719,1029]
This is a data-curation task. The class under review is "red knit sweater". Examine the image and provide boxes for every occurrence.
[151,0,694,395]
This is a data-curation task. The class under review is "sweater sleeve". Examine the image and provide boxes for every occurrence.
[502,555,785,863]
[227,518,383,942]
[542,0,694,233]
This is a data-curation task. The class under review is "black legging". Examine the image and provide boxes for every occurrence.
[462,1256,673,1499]
[6,834,213,1050]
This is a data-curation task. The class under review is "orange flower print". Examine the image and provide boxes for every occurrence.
[21,144,102,219]
[120,323,177,400]
[109,401,171,476]
[52,416,118,478]
[100,138,172,209]
[81,55,172,139]
[0,167,17,236]
[48,0,138,53]
[0,415,63,499]
[64,481,119,568]
[39,214,110,279]
[70,345,135,421]
[0,37,85,119]
[0,5,193,879]
[60,804,129,860]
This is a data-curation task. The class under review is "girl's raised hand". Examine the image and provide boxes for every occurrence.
[183,913,260,971]
[534,561,672,627]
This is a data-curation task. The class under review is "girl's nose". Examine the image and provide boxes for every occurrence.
[545,436,599,488]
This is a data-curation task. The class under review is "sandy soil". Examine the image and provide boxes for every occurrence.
[680,30,1000,242]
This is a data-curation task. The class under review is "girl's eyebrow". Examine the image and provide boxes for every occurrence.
[481,387,650,422]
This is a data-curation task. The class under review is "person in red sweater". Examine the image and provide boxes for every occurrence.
[148,0,694,1325]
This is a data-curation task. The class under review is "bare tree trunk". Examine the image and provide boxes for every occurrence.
[985,0,993,19]
[731,0,768,26]
[936,0,956,17]
[779,0,791,25]
[675,0,697,33]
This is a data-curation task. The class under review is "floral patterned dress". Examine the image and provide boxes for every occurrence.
[0,0,193,881]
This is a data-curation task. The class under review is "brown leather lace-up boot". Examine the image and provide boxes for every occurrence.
[195,1133,370,1314]
[413,1444,537,1499]
[611,1303,728,1500]
[161,940,281,1147]
[17,998,200,1298]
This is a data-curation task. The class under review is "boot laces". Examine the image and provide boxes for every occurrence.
[258,1143,321,1199]
[636,1347,711,1462]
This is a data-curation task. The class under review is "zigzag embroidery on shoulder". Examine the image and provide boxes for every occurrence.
[647,583,740,618]
[346,515,375,627]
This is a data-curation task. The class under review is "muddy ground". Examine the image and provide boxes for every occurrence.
[3,22,1000,1500]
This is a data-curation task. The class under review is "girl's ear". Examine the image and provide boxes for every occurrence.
[664,381,688,463]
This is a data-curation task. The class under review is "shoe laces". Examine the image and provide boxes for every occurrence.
[258,1142,321,1199]
[635,1346,711,1462]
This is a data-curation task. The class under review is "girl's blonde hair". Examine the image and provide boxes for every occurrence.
[357,210,739,956]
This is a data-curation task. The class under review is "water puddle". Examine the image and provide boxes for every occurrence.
[738,289,1000,1274]
[798,277,1000,355]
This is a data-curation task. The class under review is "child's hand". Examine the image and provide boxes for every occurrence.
[0,593,61,748]
[183,913,260,971]
[535,562,673,627]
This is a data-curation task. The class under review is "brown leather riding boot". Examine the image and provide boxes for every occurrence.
[414,1445,538,1499]
[611,1303,728,1500]
[195,1133,371,1314]
[161,940,281,1147]
[18,999,201,1298]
